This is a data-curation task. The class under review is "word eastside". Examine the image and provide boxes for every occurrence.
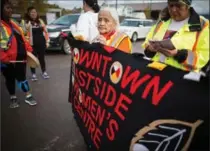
[77,49,173,106]
[70,47,174,150]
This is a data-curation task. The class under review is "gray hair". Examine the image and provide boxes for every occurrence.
[99,7,120,28]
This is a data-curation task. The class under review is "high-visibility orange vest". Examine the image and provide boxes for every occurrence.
[0,19,23,50]
[106,31,132,54]
[0,19,32,62]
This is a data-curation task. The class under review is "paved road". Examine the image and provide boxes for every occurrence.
[132,40,144,53]
[1,41,144,151]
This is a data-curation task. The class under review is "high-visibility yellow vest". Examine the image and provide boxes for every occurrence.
[0,19,24,50]
[142,16,209,72]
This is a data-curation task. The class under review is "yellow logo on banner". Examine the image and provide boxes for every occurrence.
[147,61,167,71]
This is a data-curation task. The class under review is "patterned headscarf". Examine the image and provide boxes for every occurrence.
[168,0,192,6]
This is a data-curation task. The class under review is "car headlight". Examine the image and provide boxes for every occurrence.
[49,32,60,38]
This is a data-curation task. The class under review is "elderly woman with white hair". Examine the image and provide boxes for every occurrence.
[92,7,132,53]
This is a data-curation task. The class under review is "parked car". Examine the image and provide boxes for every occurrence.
[46,14,80,54]
[119,18,154,42]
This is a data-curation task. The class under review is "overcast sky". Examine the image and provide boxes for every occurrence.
[47,0,168,9]
[48,1,82,9]
[48,0,104,9]
[48,0,209,13]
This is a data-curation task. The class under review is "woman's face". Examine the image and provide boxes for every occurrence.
[3,3,12,19]
[98,10,117,34]
[83,1,88,12]
[168,2,190,21]
[29,9,38,20]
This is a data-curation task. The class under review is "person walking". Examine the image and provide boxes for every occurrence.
[21,7,50,81]
[1,0,37,108]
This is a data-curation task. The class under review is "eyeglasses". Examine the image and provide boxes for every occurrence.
[168,2,186,9]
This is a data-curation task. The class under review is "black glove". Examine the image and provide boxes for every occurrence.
[173,49,188,63]
[66,32,77,47]
[60,31,79,48]
[132,53,145,58]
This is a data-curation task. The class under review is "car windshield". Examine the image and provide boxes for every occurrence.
[51,15,79,26]
[120,20,139,27]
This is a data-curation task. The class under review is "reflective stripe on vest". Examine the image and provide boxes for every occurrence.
[128,39,132,53]
[0,20,21,50]
[159,54,166,63]
[0,25,8,39]
[153,20,163,38]
[153,21,166,63]
[20,20,27,35]
[153,18,208,67]
[0,25,9,49]
[184,18,208,70]
[110,32,127,48]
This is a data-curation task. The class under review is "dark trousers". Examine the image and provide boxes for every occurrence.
[2,63,30,95]
[31,45,46,74]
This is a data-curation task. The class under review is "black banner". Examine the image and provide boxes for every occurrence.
[68,41,209,151]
